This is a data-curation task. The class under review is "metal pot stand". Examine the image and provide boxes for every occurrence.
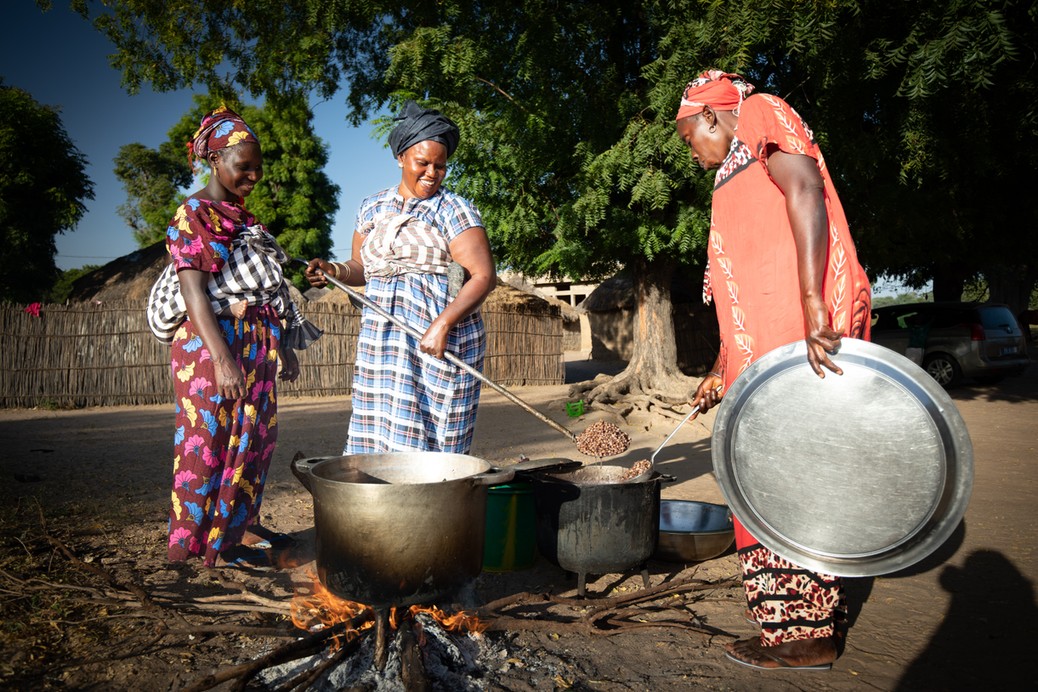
[711,338,973,577]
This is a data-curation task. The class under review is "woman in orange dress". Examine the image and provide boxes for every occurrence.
[679,71,871,670]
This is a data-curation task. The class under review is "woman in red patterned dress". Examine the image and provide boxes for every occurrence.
[164,108,303,570]
[679,71,871,670]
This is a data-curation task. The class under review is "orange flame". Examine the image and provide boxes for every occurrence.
[406,604,488,634]
[291,570,487,646]
[290,569,374,649]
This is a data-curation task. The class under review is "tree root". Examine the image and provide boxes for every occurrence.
[476,573,741,639]
[573,365,701,425]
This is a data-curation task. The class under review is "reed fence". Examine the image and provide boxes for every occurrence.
[0,300,564,409]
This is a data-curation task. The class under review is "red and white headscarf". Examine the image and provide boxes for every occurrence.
[187,106,258,164]
[675,70,756,121]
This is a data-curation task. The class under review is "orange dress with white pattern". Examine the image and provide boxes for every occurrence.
[706,92,871,389]
[705,92,873,648]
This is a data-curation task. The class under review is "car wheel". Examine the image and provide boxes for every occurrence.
[924,354,960,387]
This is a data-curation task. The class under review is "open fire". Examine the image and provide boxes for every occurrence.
[291,569,486,644]
[260,570,491,690]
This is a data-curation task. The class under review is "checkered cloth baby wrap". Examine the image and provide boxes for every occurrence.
[360,212,453,279]
[146,225,321,348]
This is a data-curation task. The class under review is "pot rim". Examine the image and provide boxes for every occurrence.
[298,452,499,486]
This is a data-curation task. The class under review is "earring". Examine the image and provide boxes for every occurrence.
[709,124,717,133]
[398,162,404,168]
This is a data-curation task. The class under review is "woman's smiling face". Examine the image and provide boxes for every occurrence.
[397,140,449,200]
[212,142,264,199]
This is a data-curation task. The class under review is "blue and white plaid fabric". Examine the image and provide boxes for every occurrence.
[345,187,486,454]
[346,273,485,454]
[146,225,321,349]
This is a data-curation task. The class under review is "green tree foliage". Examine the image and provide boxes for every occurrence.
[0,81,94,303]
[126,93,340,291]
[79,0,1038,387]
[358,3,717,396]
[48,264,101,303]
[113,141,192,247]
[239,96,340,271]
[666,0,1038,308]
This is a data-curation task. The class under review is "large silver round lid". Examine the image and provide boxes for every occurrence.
[711,338,973,577]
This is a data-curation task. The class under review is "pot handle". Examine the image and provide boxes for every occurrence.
[291,456,329,493]
[470,468,516,487]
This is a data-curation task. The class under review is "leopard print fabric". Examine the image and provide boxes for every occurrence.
[739,543,847,646]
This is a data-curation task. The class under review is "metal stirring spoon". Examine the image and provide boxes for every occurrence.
[624,404,701,483]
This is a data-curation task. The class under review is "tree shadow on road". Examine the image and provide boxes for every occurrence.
[947,362,1038,404]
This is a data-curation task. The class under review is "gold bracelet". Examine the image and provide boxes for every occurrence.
[328,262,340,279]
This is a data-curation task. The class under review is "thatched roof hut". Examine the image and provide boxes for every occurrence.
[66,241,169,304]
[66,240,314,306]
[25,249,565,406]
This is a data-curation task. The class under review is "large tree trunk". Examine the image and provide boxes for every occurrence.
[985,265,1038,317]
[931,262,971,302]
[577,258,697,421]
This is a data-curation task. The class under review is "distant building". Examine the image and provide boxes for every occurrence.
[497,270,598,308]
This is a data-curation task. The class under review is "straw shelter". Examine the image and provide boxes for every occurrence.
[65,241,169,304]
[2,249,564,408]
[311,277,566,387]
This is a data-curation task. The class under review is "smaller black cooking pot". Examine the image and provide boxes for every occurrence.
[532,465,664,592]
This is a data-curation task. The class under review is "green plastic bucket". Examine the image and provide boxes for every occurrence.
[483,481,537,571]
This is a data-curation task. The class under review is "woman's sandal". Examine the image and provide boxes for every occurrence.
[217,545,275,572]
[725,649,832,671]
[244,528,296,551]
[246,535,295,551]
[724,637,834,671]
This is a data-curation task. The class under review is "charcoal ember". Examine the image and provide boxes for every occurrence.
[575,421,631,457]
[620,459,651,481]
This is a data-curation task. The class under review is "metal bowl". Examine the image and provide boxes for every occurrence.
[653,500,735,563]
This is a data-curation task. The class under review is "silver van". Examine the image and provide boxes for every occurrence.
[871,302,1030,387]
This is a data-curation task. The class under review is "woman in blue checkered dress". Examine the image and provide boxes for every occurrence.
[306,101,496,453]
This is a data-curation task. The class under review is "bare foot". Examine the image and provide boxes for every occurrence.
[725,636,836,670]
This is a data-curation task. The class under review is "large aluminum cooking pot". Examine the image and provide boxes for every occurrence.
[533,465,662,595]
[712,338,973,577]
[292,453,513,607]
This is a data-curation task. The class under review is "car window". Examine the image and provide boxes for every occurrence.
[873,307,932,331]
[930,308,969,329]
[894,311,926,329]
[978,306,1021,334]
[872,310,902,331]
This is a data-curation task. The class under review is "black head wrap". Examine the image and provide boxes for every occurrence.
[388,100,460,158]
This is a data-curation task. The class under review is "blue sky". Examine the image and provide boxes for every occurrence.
[3,2,398,271]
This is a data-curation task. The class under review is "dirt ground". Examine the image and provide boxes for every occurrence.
[1,353,1035,691]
